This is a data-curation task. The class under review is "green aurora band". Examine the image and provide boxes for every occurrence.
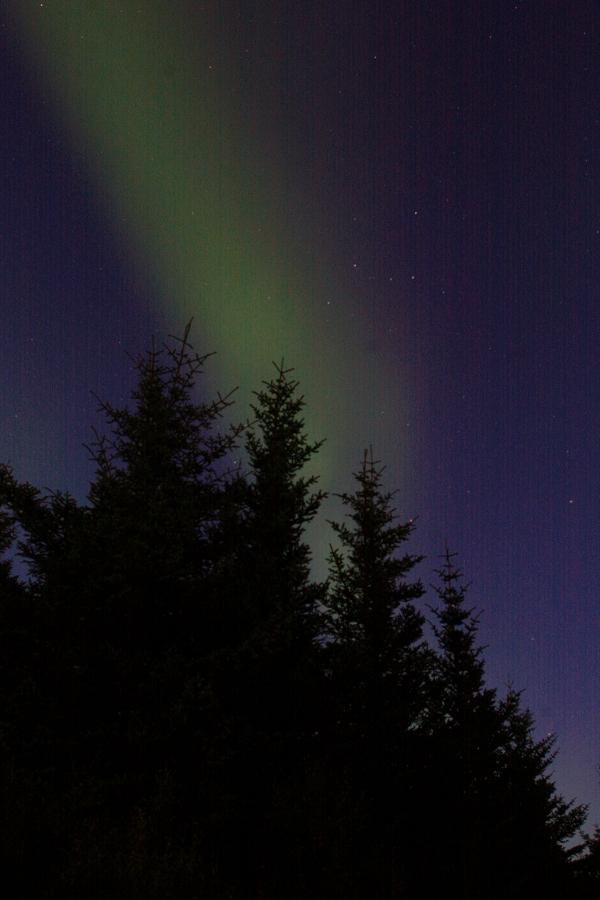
[10,0,416,562]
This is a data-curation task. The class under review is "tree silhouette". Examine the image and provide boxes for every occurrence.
[324,447,427,740]
[84,318,242,655]
[423,548,588,899]
[492,683,588,897]
[0,325,594,897]
[239,359,327,643]
[321,447,429,897]
[0,322,246,895]
[211,360,328,895]
[572,823,600,894]
[74,320,246,884]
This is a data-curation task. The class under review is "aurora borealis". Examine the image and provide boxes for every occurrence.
[6,0,415,500]
[2,0,600,835]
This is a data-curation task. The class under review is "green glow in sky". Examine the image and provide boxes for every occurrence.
[12,0,415,548]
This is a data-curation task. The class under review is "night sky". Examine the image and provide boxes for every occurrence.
[1,0,599,834]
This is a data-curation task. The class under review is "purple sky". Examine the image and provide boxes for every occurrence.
[1,0,599,834]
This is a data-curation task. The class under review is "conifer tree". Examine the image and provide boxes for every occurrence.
[493,684,588,897]
[211,360,328,896]
[0,323,246,895]
[320,448,428,898]
[422,549,505,897]
[324,447,427,740]
[225,360,327,718]
[424,549,588,899]
[427,547,496,723]
[84,319,243,658]
[248,360,327,689]
[74,320,245,812]
[242,360,326,633]
[572,823,600,894]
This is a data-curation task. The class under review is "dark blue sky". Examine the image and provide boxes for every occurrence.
[1,0,599,833]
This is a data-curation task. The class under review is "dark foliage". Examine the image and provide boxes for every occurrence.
[0,323,596,897]
[316,448,431,897]
[323,447,428,735]
[414,549,589,899]
[204,360,329,896]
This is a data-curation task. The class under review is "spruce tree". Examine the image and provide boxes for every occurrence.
[572,823,600,895]
[422,548,505,897]
[84,318,243,658]
[213,360,328,896]
[223,360,327,722]
[493,684,588,898]
[0,323,246,895]
[324,447,427,740]
[424,549,588,899]
[320,448,428,898]
[241,360,326,636]
[75,320,245,831]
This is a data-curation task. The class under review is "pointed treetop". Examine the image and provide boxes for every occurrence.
[325,446,424,651]
[427,546,493,721]
[85,318,243,499]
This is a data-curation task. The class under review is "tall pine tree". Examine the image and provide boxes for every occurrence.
[221,360,327,723]
[423,548,588,899]
[0,322,246,895]
[420,548,506,898]
[211,360,328,896]
[84,319,242,658]
[320,448,429,898]
[324,447,427,741]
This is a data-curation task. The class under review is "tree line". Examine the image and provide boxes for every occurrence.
[0,321,598,897]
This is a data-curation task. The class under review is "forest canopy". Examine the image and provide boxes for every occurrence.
[0,322,598,898]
